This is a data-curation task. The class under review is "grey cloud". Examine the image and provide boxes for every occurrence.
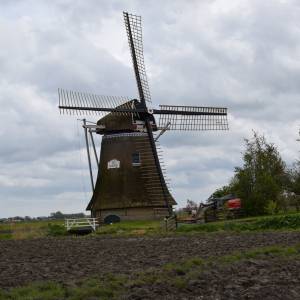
[0,0,299,216]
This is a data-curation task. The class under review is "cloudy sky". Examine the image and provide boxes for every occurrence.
[1,0,299,217]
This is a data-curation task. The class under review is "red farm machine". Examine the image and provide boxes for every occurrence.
[179,194,242,223]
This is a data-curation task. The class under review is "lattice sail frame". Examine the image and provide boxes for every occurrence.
[124,12,151,103]
[58,88,132,116]
[58,12,229,132]
[158,105,228,131]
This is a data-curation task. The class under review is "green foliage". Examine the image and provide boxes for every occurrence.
[47,224,67,236]
[286,162,300,211]
[265,200,278,215]
[210,184,235,198]
[229,132,287,215]
[288,161,300,195]
[178,213,300,232]
[254,214,300,230]
[50,211,86,219]
[50,211,65,219]
[212,131,300,215]
[0,232,13,240]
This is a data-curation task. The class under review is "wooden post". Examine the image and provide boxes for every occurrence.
[83,119,94,191]
[89,129,99,166]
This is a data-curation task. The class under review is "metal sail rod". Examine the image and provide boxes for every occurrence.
[124,12,146,107]
[59,105,226,116]
[59,105,145,113]
[89,129,99,166]
[153,109,227,116]
[83,119,94,191]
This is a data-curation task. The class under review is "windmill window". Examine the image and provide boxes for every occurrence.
[132,152,141,166]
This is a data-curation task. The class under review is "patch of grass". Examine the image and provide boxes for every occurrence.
[65,274,128,300]
[0,220,64,240]
[177,213,300,233]
[164,258,204,273]
[0,219,164,239]
[67,279,115,300]
[172,277,187,290]
[96,220,162,236]
[2,213,300,240]
[47,223,67,236]
[0,275,126,300]
[220,245,299,264]
[0,233,12,240]
[0,281,65,300]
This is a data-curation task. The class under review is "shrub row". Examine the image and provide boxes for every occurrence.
[178,213,300,233]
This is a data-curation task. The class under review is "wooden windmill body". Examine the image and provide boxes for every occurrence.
[59,12,228,222]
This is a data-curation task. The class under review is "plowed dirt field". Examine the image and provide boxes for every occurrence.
[0,231,300,299]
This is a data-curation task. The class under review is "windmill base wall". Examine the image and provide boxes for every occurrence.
[92,207,170,222]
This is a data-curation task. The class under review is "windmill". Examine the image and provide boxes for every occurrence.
[58,12,228,222]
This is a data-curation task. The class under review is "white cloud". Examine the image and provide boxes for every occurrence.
[0,0,299,217]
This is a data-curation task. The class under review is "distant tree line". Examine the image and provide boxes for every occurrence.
[211,131,300,216]
[50,211,86,219]
[0,211,87,223]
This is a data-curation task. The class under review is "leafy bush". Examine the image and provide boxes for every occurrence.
[0,233,12,240]
[265,200,278,215]
[47,224,67,236]
[178,213,300,233]
[254,214,300,230]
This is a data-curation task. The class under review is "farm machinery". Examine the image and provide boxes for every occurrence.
[179,194,242,223]
[197,194,242,222]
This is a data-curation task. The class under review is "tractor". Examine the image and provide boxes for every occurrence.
[196,194,242,223]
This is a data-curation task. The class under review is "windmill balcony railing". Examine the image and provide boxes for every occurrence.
[65,218,99,232]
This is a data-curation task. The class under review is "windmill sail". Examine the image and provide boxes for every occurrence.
[58,89,133,116]
[156,105,229,130]
[124,12,171,213]
[124,12,151,105]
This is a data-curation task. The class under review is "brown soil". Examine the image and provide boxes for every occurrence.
[124,257,300,300]
[0,231,300,298]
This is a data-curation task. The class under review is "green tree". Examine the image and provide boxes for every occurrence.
[286,161,300,211]
[288,162,300,195]
[210,185,233,199]
[50,211,64,219]
[209,177,239,201]
[232,132,287,215]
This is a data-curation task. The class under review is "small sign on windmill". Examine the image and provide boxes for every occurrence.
[58,12,228,223]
